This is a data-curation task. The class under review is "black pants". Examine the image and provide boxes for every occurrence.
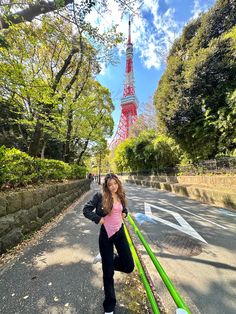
[99,224,134,312]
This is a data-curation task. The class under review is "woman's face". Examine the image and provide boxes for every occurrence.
[107,178,119,194]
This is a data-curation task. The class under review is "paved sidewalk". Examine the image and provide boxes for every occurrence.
[0,184,149,314]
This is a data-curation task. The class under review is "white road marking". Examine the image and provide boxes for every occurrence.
[144,202,207,244]
[158,199,227,230]
[217,208,236,217]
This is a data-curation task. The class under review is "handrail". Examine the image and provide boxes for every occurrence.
[124,224,161,314]
[127,213,191,314]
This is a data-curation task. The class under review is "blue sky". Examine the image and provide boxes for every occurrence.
[88,0,216,132]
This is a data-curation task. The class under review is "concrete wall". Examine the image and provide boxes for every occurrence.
[122,175,236,210]
[0,179,90,254]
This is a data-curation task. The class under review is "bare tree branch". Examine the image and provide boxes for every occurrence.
[0,0,74,30]
[52,47,79,92]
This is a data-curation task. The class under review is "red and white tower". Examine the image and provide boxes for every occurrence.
[110,19,138,149]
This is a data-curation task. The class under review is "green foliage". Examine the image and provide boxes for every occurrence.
[0,17,114,163]
[67,79,114,164]
[154,0,236,161]
[0,34,9,48]
[204,89,236,155]
[113,138,135,172]
[55,0,67,7]
[34,159,71,181]
[69,164,87,179]
[0,146,86,188]
[152,135,181,170]
[112,131,181,173]
[0,146,36,186]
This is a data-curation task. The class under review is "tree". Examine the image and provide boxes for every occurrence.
[0,99,28,150]
[0,1,76,30]
[0,19,90,155]
[154,0,236,160]
[0,17,114,163]
[0,0,140,30]
[112,131,181,173]
[69,80,114,164]
[91,138,109,183]
[130,97,157,137]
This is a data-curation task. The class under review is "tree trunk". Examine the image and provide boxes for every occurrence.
[98,151,102,185]
[28,120,43,157]
[41,140,47,159]
[76,139,89,165]
[64,109,73,163]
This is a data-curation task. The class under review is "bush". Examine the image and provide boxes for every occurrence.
[112,132,182,173]
[34,159,71,181]
[0,146,36,186]
[69,164,87,179]
[153,135,181,170]
[0,146,87,188]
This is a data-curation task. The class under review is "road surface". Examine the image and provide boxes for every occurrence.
[125,183,236,314]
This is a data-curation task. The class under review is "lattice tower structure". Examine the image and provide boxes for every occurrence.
[110,20,138,149]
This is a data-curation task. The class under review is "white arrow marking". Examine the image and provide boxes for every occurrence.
[158,199,227,230]
[144,202,207,244]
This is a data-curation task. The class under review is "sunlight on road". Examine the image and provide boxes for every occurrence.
[33,246,91,270]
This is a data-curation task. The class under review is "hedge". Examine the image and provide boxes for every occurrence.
[0,146,87,188]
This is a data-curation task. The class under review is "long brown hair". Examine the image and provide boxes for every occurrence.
[102,173,127,214]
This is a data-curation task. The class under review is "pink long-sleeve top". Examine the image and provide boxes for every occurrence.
[103,202,123,238]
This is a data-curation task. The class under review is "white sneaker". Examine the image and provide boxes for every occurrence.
[93,252,101,264]
[105,312,113,314]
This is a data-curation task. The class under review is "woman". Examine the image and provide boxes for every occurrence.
[83,173,134,314]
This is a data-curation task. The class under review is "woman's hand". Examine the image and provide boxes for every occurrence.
[99,217,105,225]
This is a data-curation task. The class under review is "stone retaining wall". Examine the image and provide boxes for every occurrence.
[121,175,236,210]
[0,179,90,254]
[121,174,236,186]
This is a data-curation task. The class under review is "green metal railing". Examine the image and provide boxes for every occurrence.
[124,224,161,313]
[127,213,191,314]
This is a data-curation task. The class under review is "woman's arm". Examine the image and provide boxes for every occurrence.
[122,207,128,218]
[83,192,103,224]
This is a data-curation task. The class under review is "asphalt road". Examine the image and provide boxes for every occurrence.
[125,183,236,314]
[0,185,148,314]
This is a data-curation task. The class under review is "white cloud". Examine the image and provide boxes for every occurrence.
[84,0,181,70]
[191,0,215,20]
[99,63,110,76]
[191,0,202,19]
[85,0,214,71]
[134,1,182,69]
[164,0,174,4]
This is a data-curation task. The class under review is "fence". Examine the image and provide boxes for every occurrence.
[118,157,236,176]
[178,157,236,175]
